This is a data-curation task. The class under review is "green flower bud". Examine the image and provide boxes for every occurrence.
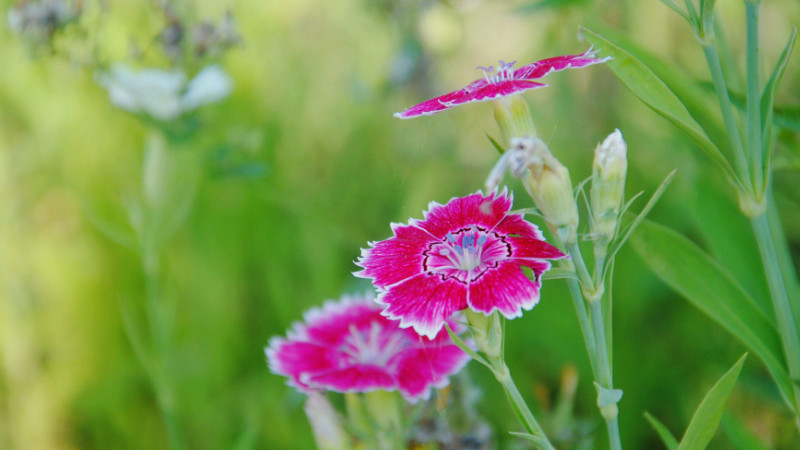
[494,96,537,145]
[590,129,627,243]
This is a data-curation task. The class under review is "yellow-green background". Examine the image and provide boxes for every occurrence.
[1,0,799,448]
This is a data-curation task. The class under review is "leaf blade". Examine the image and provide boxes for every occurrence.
[581,28,739,187]
[677,354,747,450]
[630,220,795,410]
[644,412,679,450]
[760,27,797,183]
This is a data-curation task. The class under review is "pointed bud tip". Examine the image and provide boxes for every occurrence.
[596,129,626,163]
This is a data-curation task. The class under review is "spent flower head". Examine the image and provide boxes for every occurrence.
[394,48,609,119]
[95,64,233,121]
[520,137,579,244]
[266,293,470,402]
[356,190,565,339]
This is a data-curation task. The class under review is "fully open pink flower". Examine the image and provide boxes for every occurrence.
[266,294,470,402]
[356,190,565,339]
[394,48,610,119]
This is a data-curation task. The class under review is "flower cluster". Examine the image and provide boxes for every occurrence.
[267,49,607,447]
[266,293,470,402]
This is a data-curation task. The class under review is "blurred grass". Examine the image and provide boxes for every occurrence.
[0,0,799,448]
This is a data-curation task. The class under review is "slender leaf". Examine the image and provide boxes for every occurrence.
[590,25,732,168]
[761,27,797,182]
[691,175,772,319]
[444,323,492,371]
[508,431,548,448]
[720,412,770,450]
[581,28,739,187]
[682,0,699,25]
[644,412,679,450]
[541,268,578,281]
[677,354,747,450]
[659,0,691,24]
[605,170,675,276]
[630,220,795,410]
[487,133,506,154]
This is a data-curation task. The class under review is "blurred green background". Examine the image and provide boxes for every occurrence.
[1,0,799,448]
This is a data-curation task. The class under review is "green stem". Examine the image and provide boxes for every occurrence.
[493,362,556,450]
[745,1,763,196]
[567,242,595,293]
[701,43,749,186]
[751,212,800,417]
[142,243,185,450]
[566,276,600,381]
[566,241,622,450]
[589,300,613,388]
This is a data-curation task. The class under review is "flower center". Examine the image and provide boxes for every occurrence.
[477,60,517,84]
[423,226,511,284]
[341,321,408,366]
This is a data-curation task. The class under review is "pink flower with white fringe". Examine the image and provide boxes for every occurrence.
[394,48,609,119]
[355,190,565,339]
[266,293,470,402]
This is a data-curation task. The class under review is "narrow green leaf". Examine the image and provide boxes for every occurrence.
[630,220,795,411]
[541,268,578,281]
[720,412,770,450]
[644,412,679,450]
[487,133,505,154]
[761,27,797,183]
[590,25,732,169]
[682,0,699,26]
[508,431,547,448]
[659,0,691,24]
[677,354,747,450]
[444,323,492,371]
[581,28,739,187]
[605,170,675,275]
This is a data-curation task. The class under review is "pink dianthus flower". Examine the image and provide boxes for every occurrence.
[266,293,470,402]
[394,48,609,119]
[356,190,565,339]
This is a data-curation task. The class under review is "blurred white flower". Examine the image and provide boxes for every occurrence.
[95,64,233,121]
[180,65,233,111]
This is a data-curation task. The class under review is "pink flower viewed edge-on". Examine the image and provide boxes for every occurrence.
[356,190,566,339]
[394,48,610,119]
[266,293,470,402]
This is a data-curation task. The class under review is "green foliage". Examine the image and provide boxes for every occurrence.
[645,355,748,450]
[581,28,740,188]
[645,412,679,450]
[630,220,795,411]
[761,27,797,179]
[677,354,746,450]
